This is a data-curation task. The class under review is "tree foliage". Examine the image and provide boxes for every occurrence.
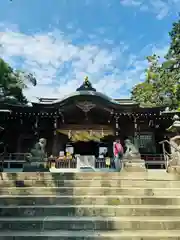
[0,58,37,104]
[131,18,180,110]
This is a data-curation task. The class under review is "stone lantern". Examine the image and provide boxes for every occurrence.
[167,114,180,133]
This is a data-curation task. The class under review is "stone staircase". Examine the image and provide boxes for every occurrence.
[0,171,180,239]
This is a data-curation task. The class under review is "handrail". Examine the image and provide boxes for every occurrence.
[159,140,170,170]
[164,150,171,170]
[159,139,180,171]
[159,140,180,152]
[164,150,171,158]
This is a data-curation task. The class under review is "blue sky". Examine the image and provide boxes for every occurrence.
[0,0,179,101]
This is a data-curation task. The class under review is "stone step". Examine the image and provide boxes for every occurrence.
[1,195,180,205]
[1,170,178,181]
[1,216,180,231]
[1,205,180,217]
[2,187,180,196]
[1,179,180,188]
[0,230,180,239]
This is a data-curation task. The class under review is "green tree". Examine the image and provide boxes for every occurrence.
[131,18,180,110]
[165,18,180,110]
[0,58,37,104]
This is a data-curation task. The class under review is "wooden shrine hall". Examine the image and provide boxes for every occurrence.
[0,77,174,161]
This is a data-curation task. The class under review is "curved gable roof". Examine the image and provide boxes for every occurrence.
[54,90,120,105]
[32,77,138,109]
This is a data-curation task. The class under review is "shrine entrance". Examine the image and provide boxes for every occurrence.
[56,126,114,157]
[73,140,98,156]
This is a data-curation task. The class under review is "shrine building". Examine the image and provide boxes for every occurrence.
[0,77,174,159]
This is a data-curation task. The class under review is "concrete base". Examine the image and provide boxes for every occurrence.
[167,165,180,175]
[123,158,147,172]
[23,163,49,172]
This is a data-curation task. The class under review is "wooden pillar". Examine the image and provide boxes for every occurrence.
[133,116,139,150]
[17,116,25,152]
[34,115,39,140]
[52,117,59,156]
[114,113,120,138]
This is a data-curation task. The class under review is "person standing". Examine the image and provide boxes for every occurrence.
[113,139,124,171]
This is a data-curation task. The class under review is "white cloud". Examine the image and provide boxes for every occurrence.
[120,0,180,19]
[0,23,169,102]
[120,0,142,6]
[150,0,170,20]
[0,24,126,101]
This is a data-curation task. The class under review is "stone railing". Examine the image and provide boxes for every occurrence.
[0,154,113,171]
[0,153,165,172]
[0,153,29,170]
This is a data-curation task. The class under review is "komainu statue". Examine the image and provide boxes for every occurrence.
[24,138,49,172]
[124,139,141,160]
[123,139,146,172]
[30,138,47,162]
